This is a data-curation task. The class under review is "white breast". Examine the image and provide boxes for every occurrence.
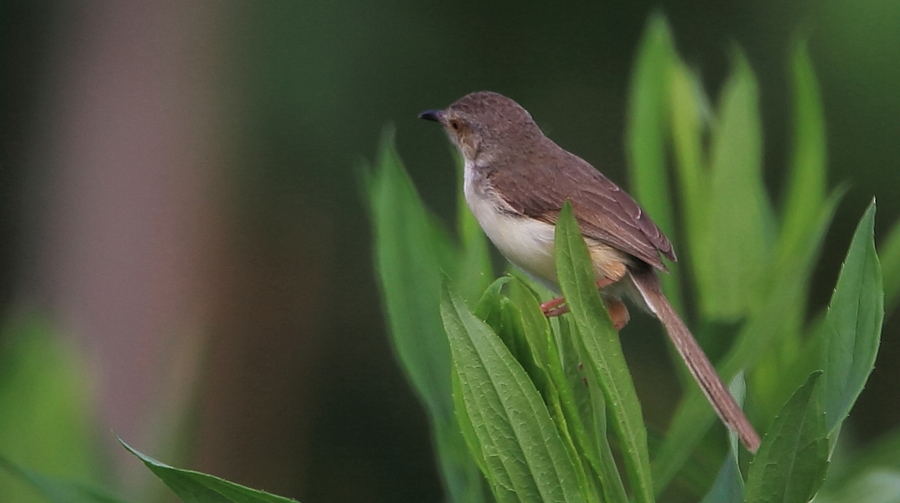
[464,162,558,287]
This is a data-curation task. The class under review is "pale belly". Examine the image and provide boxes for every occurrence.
[464,165,629,289]
[471,193,559,286]
[464,179,556,286]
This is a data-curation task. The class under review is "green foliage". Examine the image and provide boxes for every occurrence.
[744,372,828,503]
[442,281,586,503]
[554,203,653,503]
[120,440,297,503]
[879,218,900,311]
[0,454,126,503]
[366,13,897,503]
[699,451,743,503]
[0,315,104,503]
[631,17,850,495]
[9,12,895,503]
[821,202,883,435]
[364,128,492,503]
[703,51,773,319]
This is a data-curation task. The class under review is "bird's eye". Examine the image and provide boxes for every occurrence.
[449,120,460,131]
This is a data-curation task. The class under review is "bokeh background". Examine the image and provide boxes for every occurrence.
[1,1,898,502]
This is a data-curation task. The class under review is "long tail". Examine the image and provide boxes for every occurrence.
[629,268,761,453]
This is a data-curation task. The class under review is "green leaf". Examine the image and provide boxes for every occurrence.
[507,279,554,373]
[626,13,684,318]
[668,59,710,269]
[120,439,297,503]
[474,277,514,342]
[441,281,587,503]
[821,200,883,434]
[560,318,629,503]
[627,12,673,228]
[0,315,102,503]
[0,454,128,503]
[757,40,834,414]
[664,57,719,390]
[879,217,900,311]
[652,263,815,493]
[699,453,744,503]
[744,372,829,503]
[554,202,655,503]
[509,280,628,503]
[364,128,485,502]
[475,279,554,408]
[627,16,677,248]
[779,37,827,265]
[365,128,455,415]
[698,375,746,503]
[700,51,774,319]
[653,50,841,491]
[751,188,844,422]
[451,369,491,483]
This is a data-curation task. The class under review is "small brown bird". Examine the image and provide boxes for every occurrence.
[420,91,760,453]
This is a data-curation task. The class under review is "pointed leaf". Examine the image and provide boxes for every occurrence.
[121,439,298,503]
[751,188,844,422]
[554,203,654,503]
[879,217,900,311]
[821,201,883,433]
[0,454,128,503]
[627,13,677,242]
[779,38,827,264]
[441,281,586,503]
[365,128,455,416]
[701,52,774,319]
[510,281,628,503]
[559,318,629,503]
[365,128,485,502]
[668,60,710,269]
[627,13,684,314]
[744,372,829,503]
[507,279,554,373]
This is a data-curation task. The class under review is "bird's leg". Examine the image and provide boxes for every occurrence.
[540,296,568,316]
[540,277,618,319]
[603,297,630,330]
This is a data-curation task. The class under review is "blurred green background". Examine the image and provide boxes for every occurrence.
[1,1,898,502]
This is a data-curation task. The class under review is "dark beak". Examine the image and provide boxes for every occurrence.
[418,109,444,123]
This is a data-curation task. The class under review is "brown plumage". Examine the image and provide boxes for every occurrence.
[489,147,676,271]
[420,91,760,453]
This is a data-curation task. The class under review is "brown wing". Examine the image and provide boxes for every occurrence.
[489,146,676,271]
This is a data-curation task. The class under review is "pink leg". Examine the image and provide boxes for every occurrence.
[540,296,568,316]
[603,297,630,330]
[542,303,570,317]
[540,277,617,318]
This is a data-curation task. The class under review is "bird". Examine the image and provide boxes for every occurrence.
[419,91,760,453]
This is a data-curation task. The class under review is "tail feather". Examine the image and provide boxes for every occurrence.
[629,268,761,453]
